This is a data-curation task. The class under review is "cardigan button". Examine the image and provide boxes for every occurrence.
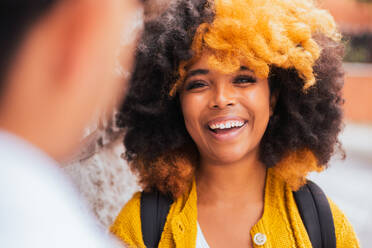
[253,233,267,246]
[177,222,184,232]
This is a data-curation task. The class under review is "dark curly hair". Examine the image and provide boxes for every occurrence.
[117,0,345,197]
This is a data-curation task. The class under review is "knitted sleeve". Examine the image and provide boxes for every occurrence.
[329,199,360,248]
[110,192,146,248]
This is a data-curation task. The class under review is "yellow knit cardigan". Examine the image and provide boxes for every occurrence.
[110,168,359,248]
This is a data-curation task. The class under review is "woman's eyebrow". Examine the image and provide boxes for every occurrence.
[240,66,253,72]
[185,69,209,80]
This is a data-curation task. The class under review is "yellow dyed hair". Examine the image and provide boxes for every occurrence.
[169,0,341,96]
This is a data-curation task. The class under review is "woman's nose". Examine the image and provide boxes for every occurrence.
[208,83,236,109]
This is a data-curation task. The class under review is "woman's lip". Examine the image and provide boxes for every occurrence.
[207,121,248,141]
[206,116,247,127]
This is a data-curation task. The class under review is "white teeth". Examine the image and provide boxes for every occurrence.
[209,120,245,130]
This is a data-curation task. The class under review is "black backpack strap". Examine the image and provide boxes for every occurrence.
[293,180,336,248]
[140,190,173,248]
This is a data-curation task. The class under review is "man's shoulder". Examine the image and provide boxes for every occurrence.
[0,131,120,248]
[0,130,58,171]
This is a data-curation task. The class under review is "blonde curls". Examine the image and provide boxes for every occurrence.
[170,0,340,95]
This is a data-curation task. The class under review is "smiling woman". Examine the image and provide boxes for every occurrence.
[110,0,359,247]
[179,56,272,166]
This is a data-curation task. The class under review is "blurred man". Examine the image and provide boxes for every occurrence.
[0,0,142,247]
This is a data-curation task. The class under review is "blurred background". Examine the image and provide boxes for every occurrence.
[63,0,372,246]
[309,0,372,246]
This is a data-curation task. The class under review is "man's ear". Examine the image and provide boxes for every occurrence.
[43,1,122,85]
[16,0,123,92]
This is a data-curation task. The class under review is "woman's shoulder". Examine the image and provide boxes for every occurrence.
[269,169,360,247]
[110,191,145,248]
[328,198,360,248]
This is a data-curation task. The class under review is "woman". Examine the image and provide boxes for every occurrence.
[111,0,359,247]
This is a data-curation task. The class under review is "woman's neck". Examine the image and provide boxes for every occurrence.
[196,153,267,207]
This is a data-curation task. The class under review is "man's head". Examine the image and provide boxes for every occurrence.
[0,0,143,161]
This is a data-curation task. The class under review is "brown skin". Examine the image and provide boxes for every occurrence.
[0,0,143,162]
[179,54,277,247]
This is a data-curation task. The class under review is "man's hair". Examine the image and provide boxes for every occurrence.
[0,1,58,92]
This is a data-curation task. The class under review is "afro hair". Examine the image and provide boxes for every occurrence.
[117,0,345,197]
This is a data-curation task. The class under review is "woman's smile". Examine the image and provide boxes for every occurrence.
[206,116,248,142]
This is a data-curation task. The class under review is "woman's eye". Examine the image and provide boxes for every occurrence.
[233,75,257,85]
[185,81,207,90]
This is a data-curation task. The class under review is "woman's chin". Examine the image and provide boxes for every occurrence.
[206,150,253,166]
[201,144,258,165]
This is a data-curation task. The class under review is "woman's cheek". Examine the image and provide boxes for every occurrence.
[181,94,204,143]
